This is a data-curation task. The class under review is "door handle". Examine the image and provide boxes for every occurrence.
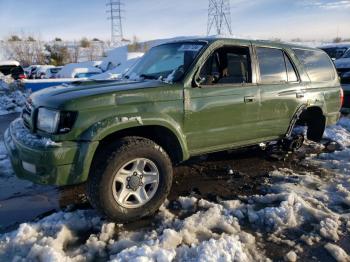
[296,92,304,98]
[244,96,255,103]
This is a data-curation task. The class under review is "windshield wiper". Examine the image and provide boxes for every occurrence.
[140,74,158,80]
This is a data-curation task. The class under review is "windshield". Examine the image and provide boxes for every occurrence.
[126,42,206,82]
[50,68,61,74]
[75,72,99,78]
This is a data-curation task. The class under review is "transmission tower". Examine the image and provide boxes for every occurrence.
[106,0,124,45]
[207,0,232,36]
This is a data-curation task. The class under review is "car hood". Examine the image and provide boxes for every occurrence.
[335,58,350,69]
[30,79,166,110]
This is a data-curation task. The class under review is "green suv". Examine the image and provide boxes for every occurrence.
[5,38,342,221]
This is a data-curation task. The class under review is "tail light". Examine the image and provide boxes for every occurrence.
[340,88,344,108]
[19,74,27,79]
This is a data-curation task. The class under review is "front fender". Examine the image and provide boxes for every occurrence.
[80,114,190,161]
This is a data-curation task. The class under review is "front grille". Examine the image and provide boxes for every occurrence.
[22,102,33,130]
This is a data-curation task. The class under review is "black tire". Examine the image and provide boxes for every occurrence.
[307,116,325,142]
[87,136,173,222]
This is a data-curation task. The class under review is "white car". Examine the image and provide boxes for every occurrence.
[41,66,63,79]
[35,65,56,79]
[57,61,102,79]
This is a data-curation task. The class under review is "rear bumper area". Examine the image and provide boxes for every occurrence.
[4,118,98,186]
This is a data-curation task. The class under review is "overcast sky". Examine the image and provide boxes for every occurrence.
[0,0,349,42]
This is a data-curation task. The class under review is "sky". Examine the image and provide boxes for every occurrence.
[0,0,349,42]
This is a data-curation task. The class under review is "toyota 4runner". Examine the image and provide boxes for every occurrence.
[5,38,342,221]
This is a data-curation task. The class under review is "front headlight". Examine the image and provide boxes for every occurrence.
[37,108,60,133]
[37,108,77,134]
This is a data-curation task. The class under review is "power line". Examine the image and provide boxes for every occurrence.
[207,0,232,36]
[106,0,124,45]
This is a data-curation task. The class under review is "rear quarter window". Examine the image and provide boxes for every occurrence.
[293,49,336,82]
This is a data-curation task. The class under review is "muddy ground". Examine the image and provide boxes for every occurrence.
[0,114,348,261]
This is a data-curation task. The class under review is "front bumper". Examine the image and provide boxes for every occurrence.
[4,118,98,186]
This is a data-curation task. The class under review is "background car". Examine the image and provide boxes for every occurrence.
[56,61,102,78]
[24,65,42,79]
[74,72,101,78]
[38,66,63,79]
[35,65,56,79]
[319,43,350,60]
[0,60,26,80]
[335,49,350,76]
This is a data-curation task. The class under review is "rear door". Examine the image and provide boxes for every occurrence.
[184,43,261,154]
[254,46,305,138]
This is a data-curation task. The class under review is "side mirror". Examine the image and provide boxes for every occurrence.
[212,72,220,82]
[193,76,206,87]
[197,76,207,84]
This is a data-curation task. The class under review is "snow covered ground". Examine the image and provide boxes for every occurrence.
[0,118,350,261]
[0,90,28,116]
[0,74,28,116]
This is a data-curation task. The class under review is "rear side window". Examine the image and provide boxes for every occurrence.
[256,47,298,83]
[256,47,287,83]
[293,49,335,82]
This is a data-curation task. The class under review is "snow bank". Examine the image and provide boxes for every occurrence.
[0,74,28,116]
[0,141,13,178]
[1,117,350,261]
[0,90,28,116]
[324,243,350,262]
[0,199,265,261]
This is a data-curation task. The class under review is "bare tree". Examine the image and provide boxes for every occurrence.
[69,41,81,63]
[4,34,47,66]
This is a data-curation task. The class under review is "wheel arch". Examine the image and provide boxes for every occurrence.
[93,124,187,165]
[288,105,326,142]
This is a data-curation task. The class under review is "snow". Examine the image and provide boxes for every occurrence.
[96,45,144,80]
[0,89,28,116]
[91,57,141,80]
[10,118,59,148]
[0,60,20,66]
[0,141,14,177]
[0,116,350,261]
[285,251,298,262]
[324,243,350,262]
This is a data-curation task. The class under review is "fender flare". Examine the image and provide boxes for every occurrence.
[80,115,190,161]
[285,104,325,138]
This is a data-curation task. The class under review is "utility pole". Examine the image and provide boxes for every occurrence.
[207,0,232,36]
[106,0,124,46]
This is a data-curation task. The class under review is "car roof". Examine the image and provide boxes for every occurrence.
[0,60,20,66]
[318,43,350,49]
[159,37,319,51]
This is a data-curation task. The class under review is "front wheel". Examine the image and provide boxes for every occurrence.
[87,137,173,222]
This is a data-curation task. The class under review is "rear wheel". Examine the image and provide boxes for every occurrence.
[87,137,173,222]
